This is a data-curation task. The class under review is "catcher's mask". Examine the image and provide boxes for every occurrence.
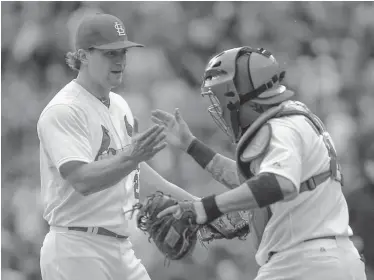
[201,46,293,143]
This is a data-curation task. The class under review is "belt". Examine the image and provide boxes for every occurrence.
[303,235,336,243]
[68,226,128,240]
[267,236,339,261]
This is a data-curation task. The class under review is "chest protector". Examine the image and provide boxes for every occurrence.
[235,101,344,250]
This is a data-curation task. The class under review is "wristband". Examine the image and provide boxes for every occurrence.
[186,138,217,169]
[201,195,223,223]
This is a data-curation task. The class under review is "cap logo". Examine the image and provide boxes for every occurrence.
[114,22,126,36]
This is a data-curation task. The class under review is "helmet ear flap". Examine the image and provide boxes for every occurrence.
[234,54,255,97]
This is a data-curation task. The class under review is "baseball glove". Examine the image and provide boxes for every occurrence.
[135,192,201,261]
[129,192,251,261]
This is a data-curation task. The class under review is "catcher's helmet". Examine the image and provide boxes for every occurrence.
[201,46,294,143]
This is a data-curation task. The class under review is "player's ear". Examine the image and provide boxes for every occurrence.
[77,49,89,65]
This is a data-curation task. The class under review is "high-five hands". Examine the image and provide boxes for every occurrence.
[127,118,167,163]
[151,108,195,151]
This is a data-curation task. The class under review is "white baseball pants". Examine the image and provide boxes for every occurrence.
[40,226,151,280]
[255,236,367,280]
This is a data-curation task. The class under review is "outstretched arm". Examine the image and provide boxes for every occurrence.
[38,105,167,196]
[158,172,297,224]
[151,109,240,189]
[157,121,303,225]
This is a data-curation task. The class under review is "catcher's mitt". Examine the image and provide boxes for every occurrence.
[134,192,201,261]
[128,192,251,261]
[198,210,251,242]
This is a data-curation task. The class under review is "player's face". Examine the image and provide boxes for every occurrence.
[202,75,242,143]
[87,48,127,89]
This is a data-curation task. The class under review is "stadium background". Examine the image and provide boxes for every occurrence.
[2,2,374,280]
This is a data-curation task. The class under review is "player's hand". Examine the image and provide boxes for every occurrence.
[151,108,195,152]
[128,118,167,163]
[157,200,208,224]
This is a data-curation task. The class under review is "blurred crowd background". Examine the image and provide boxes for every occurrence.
[2,1,374,280]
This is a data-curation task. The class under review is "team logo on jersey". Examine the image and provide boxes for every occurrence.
[114,22,126,36]
[95,125,111,161]
[124,115,133,137]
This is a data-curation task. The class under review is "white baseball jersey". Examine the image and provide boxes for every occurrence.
[37,80,139,236]
[250,115,353,266]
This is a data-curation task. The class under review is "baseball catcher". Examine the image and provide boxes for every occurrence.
[150,46,367,279]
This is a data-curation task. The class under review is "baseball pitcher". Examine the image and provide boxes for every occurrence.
[37,13,199,280]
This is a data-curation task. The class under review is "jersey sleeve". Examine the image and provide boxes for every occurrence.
[254,120,303,190]
[37,104,93,170]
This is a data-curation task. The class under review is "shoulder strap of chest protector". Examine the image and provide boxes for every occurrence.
[275,102,344,192]
[238,101,344,193]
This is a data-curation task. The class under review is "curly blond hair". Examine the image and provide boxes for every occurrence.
[65,51,81,71]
